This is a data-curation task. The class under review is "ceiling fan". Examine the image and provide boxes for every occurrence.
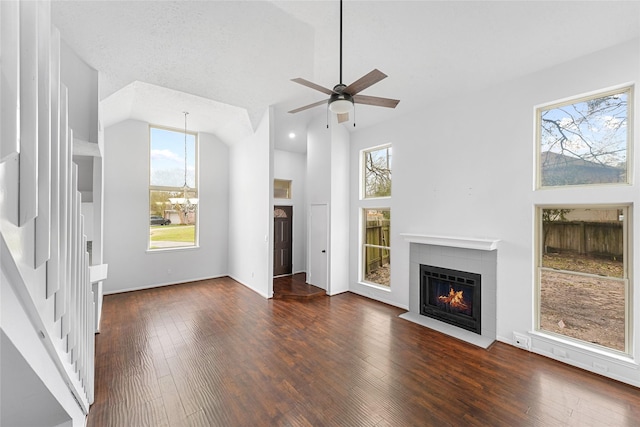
[288,0,399,124]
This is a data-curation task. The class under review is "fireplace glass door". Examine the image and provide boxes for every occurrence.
[420,265,481,334]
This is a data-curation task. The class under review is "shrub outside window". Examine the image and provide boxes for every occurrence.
[149,126,198,250]
[536,86,631,188]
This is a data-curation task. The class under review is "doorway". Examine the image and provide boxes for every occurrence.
[273,206,293,277]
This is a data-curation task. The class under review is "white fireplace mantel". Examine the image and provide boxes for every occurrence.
[400,233,500,251]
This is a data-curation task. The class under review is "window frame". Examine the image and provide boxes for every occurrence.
[535,84,633,190]
[148,124,199,251]
[534,204,632,356]
[274,179,292,199]
[361,143,392,200]
[360,207,392,289]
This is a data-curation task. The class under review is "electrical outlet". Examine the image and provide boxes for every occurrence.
[513,332,531,350]
[593,362,609,372]
[552,347,567,358]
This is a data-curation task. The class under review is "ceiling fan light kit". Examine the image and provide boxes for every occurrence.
[288,0,399,125]
[328,91,354,114]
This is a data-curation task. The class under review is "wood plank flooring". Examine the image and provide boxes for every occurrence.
[273,273,326,300]
[88,277,640,426]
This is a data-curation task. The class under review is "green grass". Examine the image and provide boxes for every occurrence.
[150,225,195,243]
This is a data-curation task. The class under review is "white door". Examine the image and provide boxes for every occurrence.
[309,204,328,290]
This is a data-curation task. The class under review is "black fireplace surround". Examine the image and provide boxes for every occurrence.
[420,265,481,334]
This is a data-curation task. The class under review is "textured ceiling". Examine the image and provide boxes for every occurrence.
[51,1,640,151]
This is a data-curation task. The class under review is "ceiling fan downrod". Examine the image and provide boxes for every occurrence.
[339,0,343,85]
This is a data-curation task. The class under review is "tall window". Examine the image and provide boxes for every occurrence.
[360,144,392,287]
[149,126,198,250]
[537,206,629,354]
[536,86,631,188]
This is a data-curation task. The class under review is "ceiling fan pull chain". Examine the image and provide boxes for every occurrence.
[326,105,329,129]
[353,104,356,127]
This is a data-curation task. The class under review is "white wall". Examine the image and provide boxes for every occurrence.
[306,116,350,295]
[306,117,331,204]
[273,149,307,274]
[228,109,273,297]
[103,120,229,293]
[61,40,98,144]
[349,38,640,387]
[329,122,350,295]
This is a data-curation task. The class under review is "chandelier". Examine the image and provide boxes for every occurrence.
[168,112,198,222]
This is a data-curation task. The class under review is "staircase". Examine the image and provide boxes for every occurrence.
[0,1,101,425]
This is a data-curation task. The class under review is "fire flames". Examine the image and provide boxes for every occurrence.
[438,287,468,310]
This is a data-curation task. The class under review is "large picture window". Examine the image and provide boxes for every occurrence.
[149,126,198,250]
[536,86,631,188]
[536,206,630,354]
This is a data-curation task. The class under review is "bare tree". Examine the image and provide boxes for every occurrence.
[365,147,391,197]
[542,208,571,254]
[540,90,628,186]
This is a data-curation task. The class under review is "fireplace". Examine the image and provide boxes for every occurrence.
[420,265,481,334]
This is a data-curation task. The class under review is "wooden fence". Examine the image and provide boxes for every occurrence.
[543,221,623,259]
[365,220,390,273]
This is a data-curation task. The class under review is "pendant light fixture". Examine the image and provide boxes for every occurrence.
[169,112,198,223]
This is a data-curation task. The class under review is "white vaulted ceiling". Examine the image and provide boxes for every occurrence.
[51,1,640,150]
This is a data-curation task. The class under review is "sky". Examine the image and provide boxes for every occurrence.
[539,90,628,166]
[150,127,197,188]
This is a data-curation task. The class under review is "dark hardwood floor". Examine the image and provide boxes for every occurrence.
[88,277,640,426]
[273,273,326,300]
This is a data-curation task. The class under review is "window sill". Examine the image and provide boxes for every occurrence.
[146,245,200,253]
[360,196,391,202]
[529,330,637,368]
[358,281,391,292]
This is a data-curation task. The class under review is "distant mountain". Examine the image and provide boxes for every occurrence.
[540,151,625,186]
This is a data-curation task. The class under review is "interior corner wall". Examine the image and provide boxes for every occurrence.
[329,122,350,295]
[228,109,272,298]
[273,149,307,274]
[60,39,98,144]
[102,120,229,293]
[306,117,331,205]
[305,116,350,295]
[349,38,640,387]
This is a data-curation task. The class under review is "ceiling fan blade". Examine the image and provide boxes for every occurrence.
[337,113,349,123]
[288,99,327,114]
[344,69,387,95]
[354,94,400,109]
[291,78,334,95]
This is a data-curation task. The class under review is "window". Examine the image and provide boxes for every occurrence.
[536,206,630,354]
[536,86,631,188]
[149,126,198,250]
[360,144,392,288]
[362,208,391,287]
[274,179,292,199]
[363,145,392,198]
